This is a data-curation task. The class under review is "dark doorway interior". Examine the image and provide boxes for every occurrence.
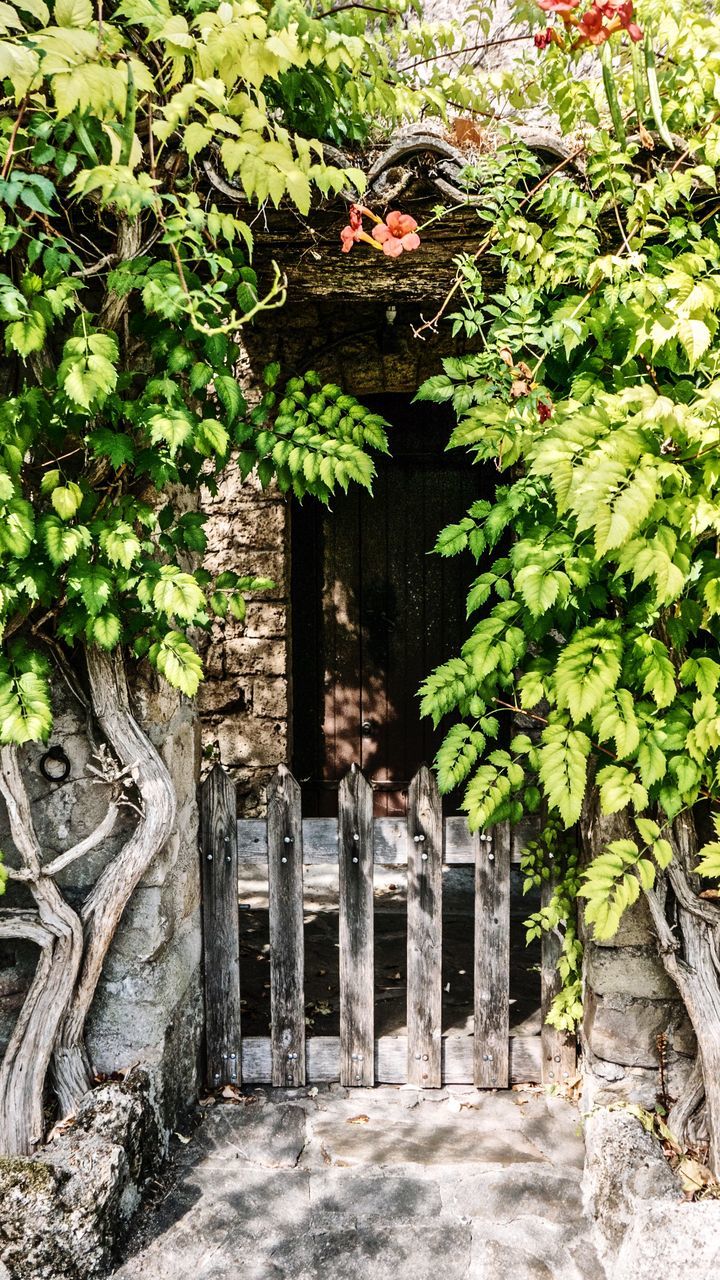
[291,394,492,816]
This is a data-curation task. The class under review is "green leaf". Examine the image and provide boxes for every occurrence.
[92,612,122,650]
[148,631,203,697]
[51,482,83,521]
[215,374,246,424]
[68,564,113,615]
[538,724,591,827]
[100,522,141,569]
[696,841,720,879]
[555,625,622,723]
[42,516,89,566]
[153,567,205,622]
[515,563,566,618]
[596,764,648,815]
[0,655,52,744]
[55,0,93,27]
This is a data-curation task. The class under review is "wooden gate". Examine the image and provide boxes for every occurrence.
[200,761,576,1090]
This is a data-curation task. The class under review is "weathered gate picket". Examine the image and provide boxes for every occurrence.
[200,763,576,1090]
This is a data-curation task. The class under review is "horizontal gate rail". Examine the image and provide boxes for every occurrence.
[236,815,496,864]
[239,1034,542,1085]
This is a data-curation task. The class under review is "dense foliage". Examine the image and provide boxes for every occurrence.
[417,0,720,1023]
[0,0,492,748]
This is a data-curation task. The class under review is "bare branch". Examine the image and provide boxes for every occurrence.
[42,803,120,879]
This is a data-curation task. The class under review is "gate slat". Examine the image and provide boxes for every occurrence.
[201,764,241,1089]
[267,765,306,1087]
[406,766,443,1087]
[338,765,374,1086]
[541,876,577,1086]
[474,820,511,1088]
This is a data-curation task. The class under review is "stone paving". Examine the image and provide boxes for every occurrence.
[112,1084,605,1280]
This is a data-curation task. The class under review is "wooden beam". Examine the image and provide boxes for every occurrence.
[474,821,511,1089]
[239,1034,542,1086]
[200,765,241,1089]
[338,765,374,1086]
[267,766,305,1087]
[406,766,443,1087]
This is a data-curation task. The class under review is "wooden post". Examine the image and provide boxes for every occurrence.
[406,766,443,1087]
[338,765,374,1086]
[541,876,577,1086]
[474,821,511,1088]
[267,765,306,1087]
[200,764,241,1089]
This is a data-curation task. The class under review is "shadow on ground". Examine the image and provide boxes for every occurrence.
[113,1085,604,1280]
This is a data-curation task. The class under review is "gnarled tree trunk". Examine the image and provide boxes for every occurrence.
[582,788,720,1174]
[0,645,177,1152]
[54,647,176,1115]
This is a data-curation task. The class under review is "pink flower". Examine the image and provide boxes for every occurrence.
[340,224,363,253]
[537,0,579,12]
[577,3,603,37]
[372,210,421,258]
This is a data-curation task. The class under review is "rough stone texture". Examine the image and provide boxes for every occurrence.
[584,987,696,1069]
[0,1070,166,1280]
[112,1085,602,1280]
[584,943,680,1000]
[584,1107,720,1280]
[583,1108,679,1258]
[615,1200,720,1279]
[580,877,697,1108]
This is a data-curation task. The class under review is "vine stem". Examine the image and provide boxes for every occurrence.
[0,98,27,181]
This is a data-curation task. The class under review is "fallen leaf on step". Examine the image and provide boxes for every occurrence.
[173,1131,192,1145]
[347,1114,370,1125]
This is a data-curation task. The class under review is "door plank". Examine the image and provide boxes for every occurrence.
[323,487,362,788]
[267,765,305,1087]
[540,876,577,1086]
[201,765,241,1089]
[338,765,374,1085]
[359,464,390,814]
[406,766,443,1086]
[474,820,511,1088]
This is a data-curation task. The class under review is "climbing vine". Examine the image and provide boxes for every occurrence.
[418,0,720,1166]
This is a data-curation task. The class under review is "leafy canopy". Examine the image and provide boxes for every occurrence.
[0,0,483,740]
[418,0,720,971]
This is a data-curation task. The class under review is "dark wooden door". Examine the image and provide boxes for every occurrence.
[292,395,488,816]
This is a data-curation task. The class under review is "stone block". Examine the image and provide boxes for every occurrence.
[580,895,655,947]
[245,602,286,638]
[205,502,286,554]
[585,943,678,999]
[0,1069,166,1280]
[198,677,249,715]
[253,677,288,718]
[583,1108,678,1261]
[225,636,287,677]
[213,715,286,770]
[204,549,287,595]
[584,987,696,1068]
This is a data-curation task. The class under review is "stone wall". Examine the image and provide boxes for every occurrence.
[0,665,203,1123]
[200,462,290,817]
[580,897,696,1110]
